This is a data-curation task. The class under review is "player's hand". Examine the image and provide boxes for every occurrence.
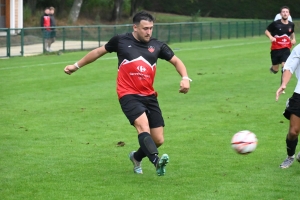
[270,37,276,42]
[276,85,286,101]
[179,79,190,94]
[64,65,78,75]
[291,39,296,45]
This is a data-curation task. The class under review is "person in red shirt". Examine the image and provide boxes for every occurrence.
[40,7,53,52]
[64,11,191,176]
[265,6,296,91]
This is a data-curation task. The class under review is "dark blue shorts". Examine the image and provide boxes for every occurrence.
[119,94,165,128]
[43,30,51,39]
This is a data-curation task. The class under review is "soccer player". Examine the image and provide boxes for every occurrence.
[276,43,300,169]
[64,11,192,176]
[265,6,296,92]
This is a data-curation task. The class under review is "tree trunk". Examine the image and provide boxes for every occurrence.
[26,0,37,14]
[111,0,124,23]
[130,0,144,17]
[68,0,83,23]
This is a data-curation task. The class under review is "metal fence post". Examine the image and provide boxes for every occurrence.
[6,28,10,57]
[251,21,254,37]
[190,23,193,42]
[210,23,212,40]
[179,24,182,42]
[244,21,246,37]
[236,22,238,38]
[21,28,24,56]
[228,22,230,39]
[219,22,222,40]
[200,23,202,41]
[80,26,84,51]
[168,24,171,43]
[98,26,101,47]
[258,21,261,36]
[62,27,65,52]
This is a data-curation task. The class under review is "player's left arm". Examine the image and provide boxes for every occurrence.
[168,55,191,94]
[291,32,296,45]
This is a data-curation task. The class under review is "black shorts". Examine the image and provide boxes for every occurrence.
[119,94,165,128]
[271,48,290,65]
[283,93,300,120]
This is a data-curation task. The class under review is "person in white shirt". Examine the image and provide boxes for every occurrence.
[276,44,300,169]
[274,13,292,21]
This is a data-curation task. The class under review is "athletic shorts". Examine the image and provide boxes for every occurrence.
[43,30,51,39]
[270,48,290,65]
[119,94,165,128]
[283,92,300,120]
[50,30,56,38]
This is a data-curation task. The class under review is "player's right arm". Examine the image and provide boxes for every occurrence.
[265,29,276,42]
[64,45,108,75]
[276,70,293,101]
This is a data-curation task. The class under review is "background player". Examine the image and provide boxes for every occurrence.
[265,6,296,92]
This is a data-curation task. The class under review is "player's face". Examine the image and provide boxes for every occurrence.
[280,8,290,20]
[133,20,153,43]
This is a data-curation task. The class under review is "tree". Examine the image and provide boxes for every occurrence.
[68,0,83,23]
[24,0,37,14]
[130,0,144,16]
[111,0,124,23]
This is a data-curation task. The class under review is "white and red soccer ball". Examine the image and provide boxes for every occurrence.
[231,130,258,154]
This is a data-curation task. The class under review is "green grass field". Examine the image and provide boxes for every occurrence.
[1,36,300,200]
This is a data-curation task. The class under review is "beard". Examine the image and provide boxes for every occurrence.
[282,16,288,20]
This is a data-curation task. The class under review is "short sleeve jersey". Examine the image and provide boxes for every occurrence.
[105,33,175,99]
[283,44,300,94]
[267,20,295,50]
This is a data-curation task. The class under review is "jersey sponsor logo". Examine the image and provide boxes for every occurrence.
[148,46,155,53]
[137,66,146,72]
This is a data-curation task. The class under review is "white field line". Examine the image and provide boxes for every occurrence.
[0,41,268,71]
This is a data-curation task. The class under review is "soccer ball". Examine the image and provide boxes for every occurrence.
[231,130,257,154]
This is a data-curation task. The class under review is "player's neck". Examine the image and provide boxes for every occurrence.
[281,19,289,24]
[132,32,140,42]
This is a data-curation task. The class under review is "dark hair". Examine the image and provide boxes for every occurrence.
[280,6,290,12]
[133,11,154,24]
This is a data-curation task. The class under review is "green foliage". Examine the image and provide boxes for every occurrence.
[23,4,32,22]
[1,36,300,199]
[190,9,201,22]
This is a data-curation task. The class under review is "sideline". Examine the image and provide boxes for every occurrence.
[0,40,268,71]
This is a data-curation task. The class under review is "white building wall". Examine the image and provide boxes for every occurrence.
[18,0,23,28]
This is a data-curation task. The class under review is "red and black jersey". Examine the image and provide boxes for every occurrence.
[267,20,295,50]
[105,33,175,99]
[40,14,51,31]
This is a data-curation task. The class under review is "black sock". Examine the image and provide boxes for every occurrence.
[134,147,146,162]
[138,132,159,166]
[286,136,298,157]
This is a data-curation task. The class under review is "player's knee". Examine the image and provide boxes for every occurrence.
[154,137,164,147]
[288,128,300,139]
